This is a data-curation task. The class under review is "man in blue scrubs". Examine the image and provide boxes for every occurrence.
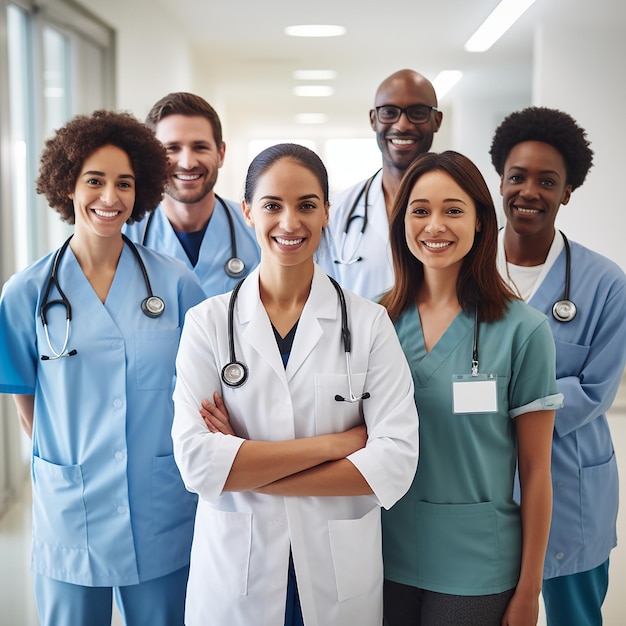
[491,107,626,626]
[125,92,260,296]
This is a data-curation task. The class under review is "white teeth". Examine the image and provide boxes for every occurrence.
[175,174,201,181]
[275,237,303,246]
[423,241,451,249]
[94,209,119,218]
[516,206,539,214]
[391,139,415,145]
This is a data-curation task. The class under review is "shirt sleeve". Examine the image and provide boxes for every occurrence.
[507,315,564,418]
[0,274,38,394]
[346,305,419,510]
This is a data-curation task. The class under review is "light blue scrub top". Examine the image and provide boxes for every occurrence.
[0,243,205,587]
[124,196,260,297]
[519,241,626,579]
[382,299,562,596]
[320,171,393,301]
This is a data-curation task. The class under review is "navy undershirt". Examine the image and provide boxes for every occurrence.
[174,222,208,267]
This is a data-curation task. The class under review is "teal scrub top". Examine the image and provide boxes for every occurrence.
[382,298,562,596]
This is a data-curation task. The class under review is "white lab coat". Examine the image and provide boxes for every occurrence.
[172,265,418,626]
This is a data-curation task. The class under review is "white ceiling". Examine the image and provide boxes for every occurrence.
[150,0,623,134]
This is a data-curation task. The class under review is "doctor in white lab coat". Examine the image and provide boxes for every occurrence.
[172,143,419,626]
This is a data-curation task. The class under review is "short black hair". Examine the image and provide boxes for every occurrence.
[490,106,593,190]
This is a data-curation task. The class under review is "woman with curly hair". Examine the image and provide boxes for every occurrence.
[0,110,205,626]
[380,151,562,625]
[491,107,626,626]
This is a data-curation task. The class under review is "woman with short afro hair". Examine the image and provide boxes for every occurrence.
[492,106,626,626]
[0,109,205,626]
[36,109,168,224]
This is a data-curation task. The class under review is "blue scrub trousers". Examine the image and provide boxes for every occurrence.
[34,565,189,626]
[542,559,609,626]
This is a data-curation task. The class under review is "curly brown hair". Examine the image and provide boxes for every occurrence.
[36,109,168,224]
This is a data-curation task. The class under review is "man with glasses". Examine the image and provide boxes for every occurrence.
[321,69,443,299]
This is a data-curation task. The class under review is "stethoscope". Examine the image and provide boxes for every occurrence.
[221,275,371,404]
[142,193,245,278]
[503,229,576,323]
[40,234,165,360]
[333,169,381,266]
[552,232,576,322]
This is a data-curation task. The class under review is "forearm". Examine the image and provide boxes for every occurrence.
[224,431,364,492]
[253,458,373,497]
[12,394,34,438]
[517,468,552,596]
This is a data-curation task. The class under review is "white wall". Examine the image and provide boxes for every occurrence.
[532,21,626,271]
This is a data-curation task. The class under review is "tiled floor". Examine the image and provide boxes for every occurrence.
[2,382,625,625]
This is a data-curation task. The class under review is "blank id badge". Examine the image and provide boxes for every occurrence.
[452,374,498,414]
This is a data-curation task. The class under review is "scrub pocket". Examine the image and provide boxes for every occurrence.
[329,506,382,601]
[32,455,88,550]
[415,500,507,592]
[151,454,197,535]
[314,372,367,434]
[581,451,619,544]
[134,328,180,390]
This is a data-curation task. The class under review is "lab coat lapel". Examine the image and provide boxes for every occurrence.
[237,269,287,383]
[285,266,338,383]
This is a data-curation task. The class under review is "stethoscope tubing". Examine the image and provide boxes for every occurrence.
[39,234,165,359]
[142,194,245,278]
[220,274,370,402]
[334,169,381,266]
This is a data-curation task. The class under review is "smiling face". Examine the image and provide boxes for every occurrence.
[155,114,225,205]
[500,140,572,240]
[370,73,442,174]
[404,170,480,276]
[242,158,329,272]
[69,144,135,240]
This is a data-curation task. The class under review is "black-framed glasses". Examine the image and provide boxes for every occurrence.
[374,104,439,124]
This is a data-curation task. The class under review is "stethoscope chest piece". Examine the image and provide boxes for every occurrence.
[552,299,577,323]
[225,256,245,278]
[222,361,248,387]
[142,295,165,318]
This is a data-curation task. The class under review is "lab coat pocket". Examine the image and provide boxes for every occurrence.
[194,506,252,596]
[134,328,180,390]
[315,373,367,434]
[329,506,382,601]
[32,455,88,550]
[152,454,197,535]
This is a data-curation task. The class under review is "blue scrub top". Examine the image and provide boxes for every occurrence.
[124,196,260,297]
[521,240,626,578]
[382,299,562,596]
[0,243,205,586]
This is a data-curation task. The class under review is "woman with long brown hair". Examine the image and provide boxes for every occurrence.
[380,151,561,625]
